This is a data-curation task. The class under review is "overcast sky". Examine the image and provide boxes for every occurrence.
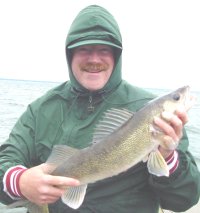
[0,0,199,90]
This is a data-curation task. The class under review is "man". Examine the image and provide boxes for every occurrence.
[0,5,199,213]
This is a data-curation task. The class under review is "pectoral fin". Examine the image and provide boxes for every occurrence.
[61,184,87,209]
[147,150,169,177]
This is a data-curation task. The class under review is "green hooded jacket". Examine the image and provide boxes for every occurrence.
[0,5,199,213]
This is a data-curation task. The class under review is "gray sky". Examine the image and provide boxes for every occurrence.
[0,0,199,90]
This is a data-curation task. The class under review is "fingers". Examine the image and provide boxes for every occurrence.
[19,164,80,205]
[41,164,80,187]
[161,111,183,140]
[153,108,188,159]
[37,175,80,204]
[154,107,188,141]
[36,184,68,204]
[158,135,178,159]
[37,191,61,204]
[44,175,80,187]
[160,135,179,150]
[154,115,180,142]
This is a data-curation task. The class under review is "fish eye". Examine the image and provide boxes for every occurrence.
[173,93,180,101]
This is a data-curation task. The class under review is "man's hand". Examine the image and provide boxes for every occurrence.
[154,107,189,159]
[19,163,80,205]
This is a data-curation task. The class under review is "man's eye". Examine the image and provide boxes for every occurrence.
[79,48,90,52]
[101,49,109,53]
[100,48,112,54]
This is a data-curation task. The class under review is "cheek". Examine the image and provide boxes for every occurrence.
[71,57,78,73]
[71,58,82,78]
[72,70,83,84]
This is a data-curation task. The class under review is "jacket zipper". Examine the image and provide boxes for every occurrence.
[88,95,94,112]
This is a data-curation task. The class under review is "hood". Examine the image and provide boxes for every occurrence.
[65,5,123,94]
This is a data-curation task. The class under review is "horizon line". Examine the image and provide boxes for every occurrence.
[0,77,62,84]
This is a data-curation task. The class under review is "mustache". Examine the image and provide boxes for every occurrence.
[80,63,109,72]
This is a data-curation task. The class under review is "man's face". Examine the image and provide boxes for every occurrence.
[71,45,114,91]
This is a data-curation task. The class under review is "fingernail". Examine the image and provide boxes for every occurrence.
[153,116,160,123]
[74,179,80,185]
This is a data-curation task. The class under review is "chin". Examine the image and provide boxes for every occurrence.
[86,85,104,91]
[85,82,105,91]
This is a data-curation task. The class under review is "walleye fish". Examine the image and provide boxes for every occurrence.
[7,86,194,213]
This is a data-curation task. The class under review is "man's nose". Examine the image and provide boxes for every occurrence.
[88,51,101,62]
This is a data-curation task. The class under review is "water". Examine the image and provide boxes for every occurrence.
[0,79,60,143]
[0,79,200,212]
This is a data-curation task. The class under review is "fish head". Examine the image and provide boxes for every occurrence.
[147,86,195,177]
[148,86,194,146]
[148,85,195,152]
[158,85,194,113]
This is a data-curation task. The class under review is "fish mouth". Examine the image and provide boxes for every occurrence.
[183,86,196,111]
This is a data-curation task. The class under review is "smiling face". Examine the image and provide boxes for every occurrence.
[71,45,115,91]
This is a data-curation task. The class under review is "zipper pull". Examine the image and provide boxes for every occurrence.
[88,95,94,112]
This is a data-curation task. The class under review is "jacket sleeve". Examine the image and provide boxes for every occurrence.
[0,104,37,204]
[149,130,200,212]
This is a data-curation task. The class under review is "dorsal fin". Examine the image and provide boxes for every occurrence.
[92,108,134,144]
